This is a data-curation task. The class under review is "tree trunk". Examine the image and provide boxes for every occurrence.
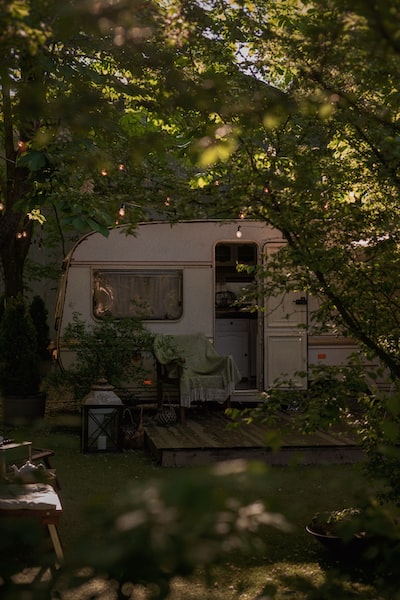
[0,225,32,297]
[0,163,33,297]
[0,72,33,298]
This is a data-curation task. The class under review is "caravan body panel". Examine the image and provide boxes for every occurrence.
[55,220,360,402]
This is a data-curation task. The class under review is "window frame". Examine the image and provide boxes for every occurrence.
[92,268,183,321]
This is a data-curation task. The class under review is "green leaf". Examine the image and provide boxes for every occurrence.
[86,218,110,237]
[18,150,47,171]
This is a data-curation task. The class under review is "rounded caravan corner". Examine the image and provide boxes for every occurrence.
[53,229,108,371]
[54,230,98,319]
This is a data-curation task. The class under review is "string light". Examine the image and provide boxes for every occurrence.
[0,202,4,211]
[17,140,27,154]
[115,201,142,222]
[236,225,242,239]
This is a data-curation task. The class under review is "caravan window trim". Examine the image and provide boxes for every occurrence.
[92,269,183,321]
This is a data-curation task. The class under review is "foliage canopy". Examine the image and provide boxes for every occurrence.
[2,1,400,595]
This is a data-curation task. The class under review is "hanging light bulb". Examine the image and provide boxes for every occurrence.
[0,202,4,211]
[18,140,27,154]
[118,204,126,218]
[236,226,242,239]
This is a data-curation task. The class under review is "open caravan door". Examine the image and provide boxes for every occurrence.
[264,242,307,390]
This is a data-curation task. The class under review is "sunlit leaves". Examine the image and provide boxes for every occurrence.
[194,127,239,167]
[189,173,214,188]
[27,207,46,225]
[3,0,400,390]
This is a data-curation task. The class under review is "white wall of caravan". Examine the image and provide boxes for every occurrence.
[57,220,278,337]
[70,221,220,263]
[146,265,214,336]
[61,266,92,329]
[56,220,383,399]
[57,262,215,371]
[59,264,214,334]
[55,220,278,398]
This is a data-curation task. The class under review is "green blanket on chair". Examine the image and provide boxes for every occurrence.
[153,333,241,408]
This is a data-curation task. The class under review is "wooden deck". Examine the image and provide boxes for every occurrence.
[143,409,364,467]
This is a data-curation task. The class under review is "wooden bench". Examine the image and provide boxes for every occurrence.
[0,483,64,565]
[0,442,63,566]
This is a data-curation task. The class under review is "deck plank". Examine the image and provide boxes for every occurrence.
[143,409,363,467]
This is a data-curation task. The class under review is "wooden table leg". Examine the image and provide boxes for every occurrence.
[47,523,64,565]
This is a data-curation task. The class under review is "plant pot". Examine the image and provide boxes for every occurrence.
[306,508,372,559]
[305,523,368,555]
[2,391,46,425]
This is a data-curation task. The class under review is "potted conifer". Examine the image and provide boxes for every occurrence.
[0,296,46,425]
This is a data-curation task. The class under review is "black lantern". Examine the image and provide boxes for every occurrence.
[82,379,124,453]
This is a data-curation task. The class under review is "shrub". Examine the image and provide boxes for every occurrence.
[0,296,41,396]
[54,313,155,400]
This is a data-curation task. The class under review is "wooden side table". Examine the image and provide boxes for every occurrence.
[0,483,64,564]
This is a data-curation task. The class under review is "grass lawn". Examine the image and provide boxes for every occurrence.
[1,412,397,599]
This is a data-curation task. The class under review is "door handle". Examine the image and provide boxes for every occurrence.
[293,296,307,305]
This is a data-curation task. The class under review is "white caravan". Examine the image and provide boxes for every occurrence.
[54,219,360,403]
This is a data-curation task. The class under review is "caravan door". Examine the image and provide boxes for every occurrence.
[264,242,307,389]
[214,242,259,391]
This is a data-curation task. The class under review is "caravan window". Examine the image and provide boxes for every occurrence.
[92,270,183,320]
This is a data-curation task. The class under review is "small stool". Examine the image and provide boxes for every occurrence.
[31,448,61,489]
